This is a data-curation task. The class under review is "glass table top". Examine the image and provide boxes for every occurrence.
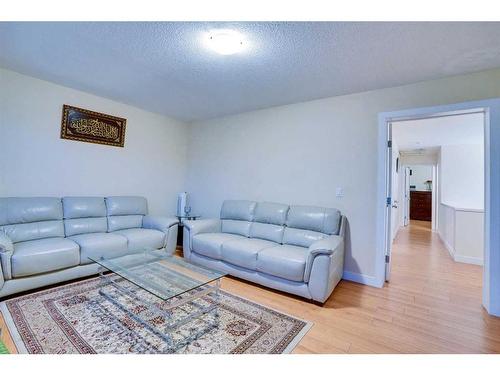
[89,250,226,301]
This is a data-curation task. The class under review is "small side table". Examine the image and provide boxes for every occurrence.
[176,215,201,247]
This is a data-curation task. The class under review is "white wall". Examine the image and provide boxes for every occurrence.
[440,143,484,209]
[186,68,500,283]
[0,69,189,215]
[409,165,433,191]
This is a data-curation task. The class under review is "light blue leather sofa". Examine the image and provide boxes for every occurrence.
[0,196,178,298]
[183,200,345,303]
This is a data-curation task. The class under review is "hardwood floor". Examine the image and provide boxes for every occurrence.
[1,220,499,353]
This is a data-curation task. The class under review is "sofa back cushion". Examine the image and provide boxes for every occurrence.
[283,205,341,247]
[220,200,256,237]
[63,197,108,236]
[0,197,64,243]
[220,200,256,221]
[250,202,289,243]
[105,196,147,232]
[286,205,341,235]
[106,196,148,216]
[63,197,106,219]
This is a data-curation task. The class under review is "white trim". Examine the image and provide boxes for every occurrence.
[438,231,455,259]
[342,271,383,288]
[454,254,484,266]
[441,202,484,213]
[438,232,484,266]
[377,99,500,317]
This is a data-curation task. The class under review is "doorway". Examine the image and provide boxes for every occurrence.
[377,99,500,317]
[402,164,434,225]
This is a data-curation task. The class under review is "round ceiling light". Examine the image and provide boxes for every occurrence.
[205,30,246,55]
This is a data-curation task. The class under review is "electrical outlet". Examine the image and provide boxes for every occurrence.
[336,187,344,198]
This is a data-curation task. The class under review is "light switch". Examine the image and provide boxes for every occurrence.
[336,187,344,198]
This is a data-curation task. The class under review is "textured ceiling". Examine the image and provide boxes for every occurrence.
[393,112,484,151]
[1,22,500,122]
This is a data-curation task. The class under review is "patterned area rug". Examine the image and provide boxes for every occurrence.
[0,276,311,354]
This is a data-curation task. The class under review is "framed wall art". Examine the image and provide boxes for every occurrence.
[60,104,126,147]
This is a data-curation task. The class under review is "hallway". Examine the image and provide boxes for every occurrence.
[383,220,498,352]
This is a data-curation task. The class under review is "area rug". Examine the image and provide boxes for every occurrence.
[0,276,311,354]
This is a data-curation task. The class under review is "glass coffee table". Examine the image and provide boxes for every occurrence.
[88,250,226,353]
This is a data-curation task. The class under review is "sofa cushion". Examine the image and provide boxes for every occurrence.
[70,233,128,265]
[11,238,80,278]
[108,215,143,232]
[192,232,245,260]
[286,205,341,235]
[253,202,289,225]
[113,228,165,251]
[221,219,251,237]
[105,196,148,216]
[256,244,308,282]
[221,238,279,270]
[0,197,62,226]
[64,217,108,237]
[63,197,106,219]
[250,222,284,243]
[220,200,256,221]
[1,220,64,243]
[283,227,328,248]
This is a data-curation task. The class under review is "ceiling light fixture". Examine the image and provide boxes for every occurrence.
[205,30,246,55]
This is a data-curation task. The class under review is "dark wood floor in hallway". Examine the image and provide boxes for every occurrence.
[1,220,499,353]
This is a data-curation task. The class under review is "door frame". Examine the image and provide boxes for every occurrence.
[376,99,500,317]
[403,166,410,227]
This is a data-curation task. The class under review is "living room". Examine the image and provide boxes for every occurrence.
[1,0,500,372]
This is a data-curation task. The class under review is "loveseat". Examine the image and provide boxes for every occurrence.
[0,196,178,298]
[183,200,345,303]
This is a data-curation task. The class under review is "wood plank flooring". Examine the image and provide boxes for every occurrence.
[1,220,499,353]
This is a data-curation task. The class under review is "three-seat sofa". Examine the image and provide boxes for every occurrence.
[183,200,345,303]
[0,196,178,298]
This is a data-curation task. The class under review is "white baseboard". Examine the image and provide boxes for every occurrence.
[454,254,483,266]
[342,271,383,288]
[438,232,483,265]
[438,232,455,258]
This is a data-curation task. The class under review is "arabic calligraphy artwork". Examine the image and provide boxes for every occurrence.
[60,105,126,147]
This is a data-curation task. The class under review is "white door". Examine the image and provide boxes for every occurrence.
[384,122,393,281]
[404,167,411,226]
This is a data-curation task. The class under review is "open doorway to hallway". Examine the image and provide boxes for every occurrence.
[391,112,485,267]
[386,110,486,316]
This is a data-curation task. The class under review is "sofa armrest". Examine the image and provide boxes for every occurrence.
[183,219,221,237]
[304,235,344,283]
[182,219,221,260]
[0,231,14,281]
[142,216,179,254]
[142,215,178,232]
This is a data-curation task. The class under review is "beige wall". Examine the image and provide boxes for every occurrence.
[0,69,190,215]
[186,68,500,282]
